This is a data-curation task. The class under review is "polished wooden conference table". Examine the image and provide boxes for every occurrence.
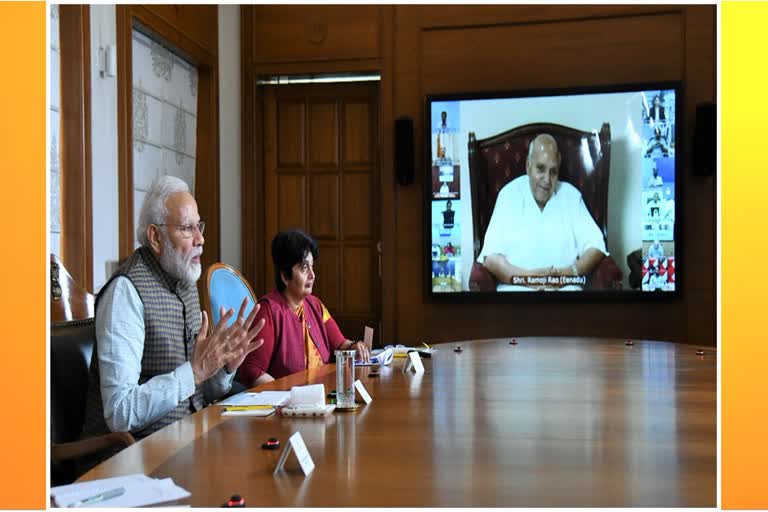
[80,337,716,507]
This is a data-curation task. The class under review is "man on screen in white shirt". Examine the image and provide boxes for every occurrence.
[477,134,607,291]
[648,240,665,260]
[647,165,663,188]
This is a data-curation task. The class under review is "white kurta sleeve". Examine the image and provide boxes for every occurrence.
[477,185,514,264]
[572,196,608,257]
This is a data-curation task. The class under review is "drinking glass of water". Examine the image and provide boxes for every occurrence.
[335,350,356,408]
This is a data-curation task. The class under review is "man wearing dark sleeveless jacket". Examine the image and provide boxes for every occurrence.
[83,176,265,441]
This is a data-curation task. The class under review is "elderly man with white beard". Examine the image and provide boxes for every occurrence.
[82,176,265,441]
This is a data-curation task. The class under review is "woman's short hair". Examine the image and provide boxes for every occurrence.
[272,229,319,291]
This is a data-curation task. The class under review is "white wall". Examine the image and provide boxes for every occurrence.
[132,29,199,247]
[87,5,242,289]
[50,5,61,259]
[90,5,119,292]
[218,5,242,271]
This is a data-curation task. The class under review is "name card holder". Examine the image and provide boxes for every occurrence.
[274,432,315,476]
[354,379,373,404]
[403,351,425,374]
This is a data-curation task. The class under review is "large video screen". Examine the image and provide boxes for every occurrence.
[427,84,679,297]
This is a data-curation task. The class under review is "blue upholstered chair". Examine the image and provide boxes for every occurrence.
[203,263,259,396]
[204,263,257,329]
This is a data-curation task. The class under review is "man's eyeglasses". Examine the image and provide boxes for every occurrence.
[156,221,205,239]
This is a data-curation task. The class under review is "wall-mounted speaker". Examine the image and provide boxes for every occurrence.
[694,102,716,177]
[395,116,415,186]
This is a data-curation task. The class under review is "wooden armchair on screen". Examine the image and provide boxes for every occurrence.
[467,123,622,291]
[50,255,134,485]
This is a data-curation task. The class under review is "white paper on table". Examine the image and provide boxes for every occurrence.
[221,407,275,417]
[51,474,190,508]
[356,347,394,366]
[217,391,290,407]
[386,345,437,356]
[389,345,416,355]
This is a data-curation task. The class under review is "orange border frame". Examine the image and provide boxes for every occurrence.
[0,2,46,508]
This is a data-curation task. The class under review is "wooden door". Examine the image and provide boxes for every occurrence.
[263,82,380,344]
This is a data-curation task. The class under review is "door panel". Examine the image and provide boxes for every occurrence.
[276,100,305,167]
[264,82,380,345]
[309,174,339,238]
[308,101,338,167]
[343,246,374,314]
[342,173,372,239]
[342,101,372,165]
[276,174,305,230]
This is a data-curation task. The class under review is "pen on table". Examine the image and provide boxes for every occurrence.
[65,486,125,507]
